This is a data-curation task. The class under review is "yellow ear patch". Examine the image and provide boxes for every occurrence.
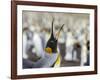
[45,47,52,54]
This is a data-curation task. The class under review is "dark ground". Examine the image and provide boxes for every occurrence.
[61,60,80,67]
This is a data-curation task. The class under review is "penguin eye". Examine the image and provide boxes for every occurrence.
[50,40,57,43]
[50,41,54,43]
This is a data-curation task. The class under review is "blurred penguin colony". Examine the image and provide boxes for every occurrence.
[22,11,90,68]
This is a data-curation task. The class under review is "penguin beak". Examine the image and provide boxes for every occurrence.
[56,24,64,40]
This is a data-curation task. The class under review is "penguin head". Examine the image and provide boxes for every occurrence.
[45,19,64,54]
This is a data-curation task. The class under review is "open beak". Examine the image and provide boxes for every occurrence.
[56,24,64,40]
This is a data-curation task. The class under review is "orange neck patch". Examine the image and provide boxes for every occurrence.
[45,47,52,54]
